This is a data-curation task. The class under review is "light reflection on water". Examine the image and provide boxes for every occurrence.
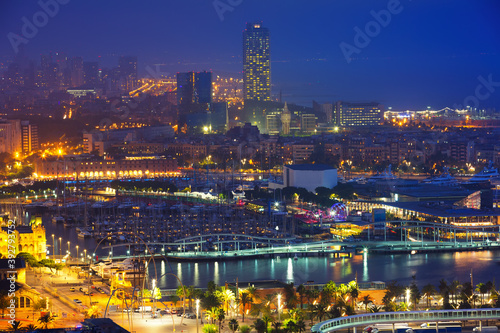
[152,250,500,289]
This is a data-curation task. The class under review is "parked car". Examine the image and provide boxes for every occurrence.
[70,287,75,292]
[73,299,82,304]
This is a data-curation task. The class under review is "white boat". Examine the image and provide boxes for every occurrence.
[467,161,500,184]
[78,231,91,238]
[421,168,458,186]
[52,216,64,224]
[232,186,246,199]
[368,165,398,183]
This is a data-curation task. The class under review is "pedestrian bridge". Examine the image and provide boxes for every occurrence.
[311,308,500,333]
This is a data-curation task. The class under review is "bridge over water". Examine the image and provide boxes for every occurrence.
[311,308,500,333]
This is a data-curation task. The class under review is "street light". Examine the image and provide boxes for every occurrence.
[59,237,62,257]
[51,234,55,256]
[277,294,281,322]
[196,299,200,333]
[76,245,79,260]
[67,241,70,257]
[84,249,87,263]
[406,288,410,305]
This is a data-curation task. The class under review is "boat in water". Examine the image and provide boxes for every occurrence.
[368,165,398,183]
[78,230,91,238]
[51,216,64,224]
[466,161,500,184]
[421,167,458,186]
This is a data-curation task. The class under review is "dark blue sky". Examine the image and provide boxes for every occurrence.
[1,0,499,110]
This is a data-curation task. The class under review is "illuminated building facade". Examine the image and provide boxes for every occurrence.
[177,71,212,114]
[335,101,383,127]
[281,102,291,135]
[0,119,21,154]
[35,156,178,179]
[243,21,270,101]
[21,120,39,153]
[0,225,47,261]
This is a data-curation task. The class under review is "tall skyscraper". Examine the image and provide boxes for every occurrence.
[243,21,270,101]
[83,61,99,87]
[119,56,138,91]
[176,71,212,113]
[21,120,39,153]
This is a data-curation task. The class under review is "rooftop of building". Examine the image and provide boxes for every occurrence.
[286,164,336,171]
[372,200,500,218]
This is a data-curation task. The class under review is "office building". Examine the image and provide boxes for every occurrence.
[70,57,84,87]
[177,71,212,114]
[243,21,270,101]
[21,120,38,153]
[335,101,383,127]
[0,119,21,154]
[301,113,316,133]
[83,61,99,87]
[119,56,138,91]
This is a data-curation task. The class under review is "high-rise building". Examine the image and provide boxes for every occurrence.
[176,71,212,114]
[119,56,138,91]
[243,21,270,101]
[0,119,21,154]
[70,57,84,88]
[281,102,291,135]
[335,101,383,127]
[83,61,99,87]
[21,121,39,153]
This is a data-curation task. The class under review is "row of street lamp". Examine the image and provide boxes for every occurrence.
[50,233,89,262]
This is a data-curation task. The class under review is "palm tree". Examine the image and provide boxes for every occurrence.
[476,283,488,306]
[262,314,273,330]
[205,307,219,324]
[216,288,235,315]
[25,324,37,332]
[10,320,23,331]
[86,305,103,318]
[297,285,307,309]
[296,319,306,333]
[449,280,461,305]
[438,279,450,306]
[312,303,327,323]
[216,308,226,333]
[347,281,359,309]
[286,320,298,333]
[422,284,436,308]
[229,318,239,333]
[240,291,253,322]
[360,295,373,312]
[272,321,282,333]
[369,305,382,313]
[253,318,267,333]
[38,312,55,329]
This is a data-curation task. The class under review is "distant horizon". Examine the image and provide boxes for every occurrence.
[1,0,499,110]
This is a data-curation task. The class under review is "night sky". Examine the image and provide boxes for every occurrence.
[1,0,499,110]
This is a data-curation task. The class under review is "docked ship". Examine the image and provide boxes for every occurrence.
[367,165,398,183]
[466,161,500,184]
[421,168,458,186]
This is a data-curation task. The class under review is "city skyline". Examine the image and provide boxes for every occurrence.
[1,0,499,110]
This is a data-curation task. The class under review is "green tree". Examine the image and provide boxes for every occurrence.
[202,324,219,333]
[409,276,421,310]
[229,318,239,333]
[240,291,253,322]
[296,319,306,333]
[422,284,436,308]
[272,321,282,333]
[296,285,307,309]
[252,319,267,333]
[360,295,373,312]
[37,312,55,329]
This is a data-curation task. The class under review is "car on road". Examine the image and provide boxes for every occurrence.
[70,287,75,292]
[184,313,196,319]
[73,299,82,304]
